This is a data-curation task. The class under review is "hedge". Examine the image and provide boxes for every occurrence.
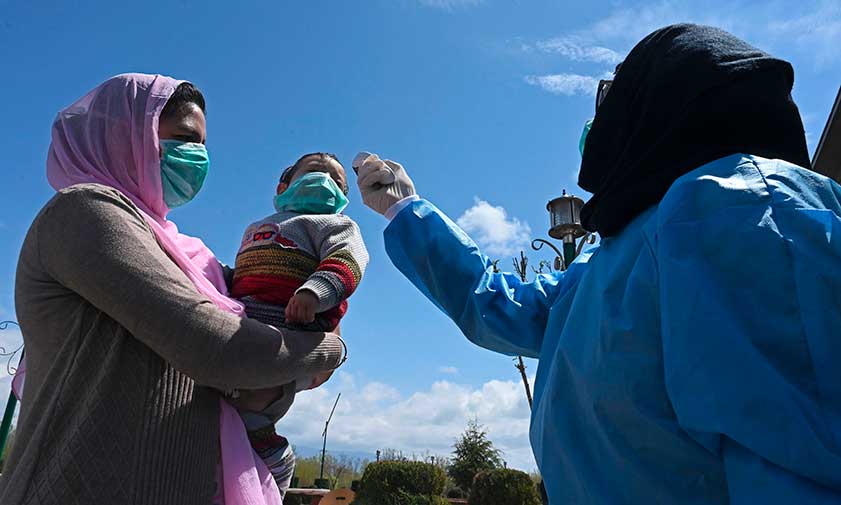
[354,461,448,505]
[468,468,541,505]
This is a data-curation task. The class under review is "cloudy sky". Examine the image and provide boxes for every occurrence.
[1,0,839,471]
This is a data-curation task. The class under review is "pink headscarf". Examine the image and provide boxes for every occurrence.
[40,73,281,505]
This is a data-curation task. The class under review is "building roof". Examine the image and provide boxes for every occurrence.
[812,86,841,183]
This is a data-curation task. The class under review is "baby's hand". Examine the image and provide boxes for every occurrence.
[285,291,318,324]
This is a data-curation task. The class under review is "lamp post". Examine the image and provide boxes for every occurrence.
[0,321,23,458]
[532,190,591,271]
[513,190,592,415]
[532,190,588,270]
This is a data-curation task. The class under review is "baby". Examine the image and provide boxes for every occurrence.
[229,152,368,492]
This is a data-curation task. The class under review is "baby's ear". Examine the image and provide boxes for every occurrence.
[276,182,288,195]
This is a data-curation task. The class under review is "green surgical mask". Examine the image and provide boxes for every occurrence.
[273,172,349,215]
[160,140,209,208]
[579,118,593,157]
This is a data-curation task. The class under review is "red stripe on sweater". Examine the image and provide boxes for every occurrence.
[231,275,304,304]
[317,260,357,294]
[321,300,348,330]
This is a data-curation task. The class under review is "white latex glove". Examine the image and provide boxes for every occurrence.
[353,151,416,216]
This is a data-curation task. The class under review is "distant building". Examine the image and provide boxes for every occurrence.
[813,86,841,182]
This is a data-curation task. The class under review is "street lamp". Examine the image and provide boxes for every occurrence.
[532,189,592,270]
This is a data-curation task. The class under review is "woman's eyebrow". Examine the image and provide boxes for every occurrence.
[174,125,203,143]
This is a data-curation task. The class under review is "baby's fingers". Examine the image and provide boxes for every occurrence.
[284,302,298,323]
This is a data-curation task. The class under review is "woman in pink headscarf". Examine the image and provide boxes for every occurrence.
[0,74,344,505]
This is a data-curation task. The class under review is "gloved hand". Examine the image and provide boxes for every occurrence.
[353,152,416,216]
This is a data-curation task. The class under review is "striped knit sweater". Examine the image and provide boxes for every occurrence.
[232,211,368,331]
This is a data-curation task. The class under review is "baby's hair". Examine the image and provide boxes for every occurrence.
[161,82,206,120]
[280,152,348,194]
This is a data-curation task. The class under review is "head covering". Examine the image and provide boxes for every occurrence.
[44,73,280,505]
[47,73,244,315]
[578,24,810,237]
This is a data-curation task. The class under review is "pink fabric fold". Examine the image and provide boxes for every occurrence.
[38,73,279,505]
[220,400,283,505]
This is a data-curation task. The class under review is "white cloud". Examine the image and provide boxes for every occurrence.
[768,1,841,67]
[801,112,818,151]
[418,0,482,10]
[520,2,744,97]
[574,2,739,52]
[525,73,600,97]
[532,36,623,64]
[280,371,537,470]
[456,198,532,258]
[438,366,459,374]
[525,0,841,77]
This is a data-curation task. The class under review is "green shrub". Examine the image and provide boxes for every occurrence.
[469,469,541,505]
[354,461,448,505]
[355,491,449,505]
[446,486,468,499]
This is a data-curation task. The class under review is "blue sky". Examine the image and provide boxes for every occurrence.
[1,0,839,470]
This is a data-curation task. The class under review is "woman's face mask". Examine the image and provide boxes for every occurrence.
[273,172,349,215]
[579,118,593,157]
[160,140,210,208]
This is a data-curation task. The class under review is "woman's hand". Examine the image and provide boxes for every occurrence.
[353,152,417,216]
[286,291,318,324]
[308,370,335,390]
[226,382,296,413]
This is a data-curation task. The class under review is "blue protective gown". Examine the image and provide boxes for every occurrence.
[384,155,841,504]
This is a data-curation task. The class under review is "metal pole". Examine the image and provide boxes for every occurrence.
[0,390,17,457]
[319,393,341,482]
[319,431,328,482]
[0,348,23,458]
[563,240,577,269]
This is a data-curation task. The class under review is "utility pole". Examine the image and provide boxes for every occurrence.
[320,393,341,482]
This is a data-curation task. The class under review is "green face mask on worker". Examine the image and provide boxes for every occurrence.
[579,118,593,157]
[159,140,210,208]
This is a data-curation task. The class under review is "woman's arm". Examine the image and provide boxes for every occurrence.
[385,199,587,357]
[233,325,339,412]
[36,185,343,391]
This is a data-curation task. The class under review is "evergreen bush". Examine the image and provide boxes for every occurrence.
[468,468,541,505]
[354,460,448,505]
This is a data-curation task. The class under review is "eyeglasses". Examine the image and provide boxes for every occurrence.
[596,79,612,111]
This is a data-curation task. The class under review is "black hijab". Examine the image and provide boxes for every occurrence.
[578,24,810,237]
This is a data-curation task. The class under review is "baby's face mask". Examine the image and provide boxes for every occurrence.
[273,172,349,215]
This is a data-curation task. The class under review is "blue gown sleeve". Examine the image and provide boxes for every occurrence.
[384,199,586,358]
[657,160,841,502]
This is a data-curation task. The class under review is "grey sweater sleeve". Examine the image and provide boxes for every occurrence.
[297,215,369,313]
[35,184,343,391]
